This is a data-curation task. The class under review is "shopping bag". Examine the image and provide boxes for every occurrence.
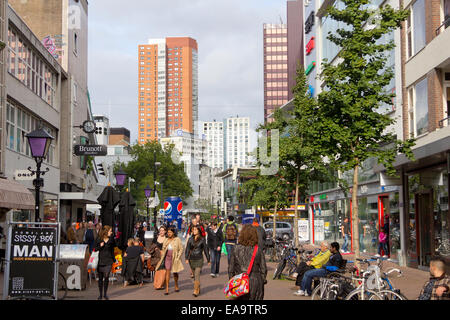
[153,269,166,290]
[224,245,258,299]
[221,242,228,255]
[87,250,99,271]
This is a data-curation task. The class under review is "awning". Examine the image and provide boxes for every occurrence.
[59,192,99,204]
[0,178,35,210]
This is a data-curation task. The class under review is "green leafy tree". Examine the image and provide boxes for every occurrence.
[114,141,193,220]
[316,0,415,259]
[259,65,330,254]
[240,170,291,239]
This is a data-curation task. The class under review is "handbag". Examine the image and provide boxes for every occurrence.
[153,269,166,289]
[221,242,228,255]
[87,250,99,271]
[224,245,258,299]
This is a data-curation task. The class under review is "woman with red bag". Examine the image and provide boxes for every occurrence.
[228,224,267,300]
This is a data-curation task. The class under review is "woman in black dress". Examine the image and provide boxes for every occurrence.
[94,225,116,300]
[228,224,267,300]
[185,226,210,297]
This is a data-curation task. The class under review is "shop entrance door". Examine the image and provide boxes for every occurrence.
[415,191,434,268]
[377,196,390,256]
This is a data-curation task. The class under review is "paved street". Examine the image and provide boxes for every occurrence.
[1,248,430,301]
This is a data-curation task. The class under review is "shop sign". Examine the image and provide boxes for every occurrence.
[305,11,315,34]
[8,226,57,298]
[308,85,315,97]
[74,144,107,156]
[14,170,36,181]
[319,194,327,200]
[306,37,315,55]
[305,61,316,75]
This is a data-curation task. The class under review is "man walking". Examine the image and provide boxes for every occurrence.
[341,217,351,253]
[222,215,239,264]
[206,221,223,277]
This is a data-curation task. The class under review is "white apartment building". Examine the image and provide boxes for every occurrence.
[201,120,224,170]
[160,130,206,212]
[224,117,250,169]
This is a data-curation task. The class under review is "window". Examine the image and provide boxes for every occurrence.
[409,78,428,137]
[406,0,426,59]
[7,28,57,107]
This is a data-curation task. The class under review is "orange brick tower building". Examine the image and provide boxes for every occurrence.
[138,37,198,143]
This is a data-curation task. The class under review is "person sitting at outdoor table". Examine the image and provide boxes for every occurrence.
[293,241,331,295]
[122,238,145,287]
[297,242,343,297]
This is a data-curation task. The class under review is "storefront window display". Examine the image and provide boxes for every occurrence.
[407,166,449,268]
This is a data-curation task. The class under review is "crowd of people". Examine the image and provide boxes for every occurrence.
[84,214,269,300]
[65,215,449,301]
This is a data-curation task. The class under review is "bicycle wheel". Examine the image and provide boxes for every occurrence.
[345,288,383,300]
[273,260,286,280]
[57,272,68,300]
[311,284,326,300]
[371,289,407,300]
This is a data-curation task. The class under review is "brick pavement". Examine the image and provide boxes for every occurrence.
[0,250,430,300]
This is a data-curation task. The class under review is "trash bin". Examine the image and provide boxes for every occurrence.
[59,244,90,290]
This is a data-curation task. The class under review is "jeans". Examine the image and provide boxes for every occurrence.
[378,242,389,256]
[225,243,236,263]
[210,248,221,274]
[301,268,328,295]
[342,234,350,252]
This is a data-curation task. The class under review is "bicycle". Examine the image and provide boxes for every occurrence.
[57,271,68,300]
[272,241,298,280]
[369,267,407,300]
[343,258,383,300]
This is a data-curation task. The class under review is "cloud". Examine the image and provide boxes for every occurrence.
[88,0,287,145]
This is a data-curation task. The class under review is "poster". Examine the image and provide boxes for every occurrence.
[8,227,57,298]
[298,219,309,242]
[315,219,325,242]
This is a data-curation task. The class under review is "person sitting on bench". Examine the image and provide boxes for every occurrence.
[297,242,343,297]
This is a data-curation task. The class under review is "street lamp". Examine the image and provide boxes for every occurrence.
[144,185,152,226]
[26,128,54,222]
[153,160,161,228]
[114,167,127,191]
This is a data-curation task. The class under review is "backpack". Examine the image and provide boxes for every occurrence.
[225,223,237,241]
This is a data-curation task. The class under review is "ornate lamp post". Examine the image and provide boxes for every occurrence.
[26,128,54,222]
[152,157,161,228]
[144,185,152,226]
[114,167,127,191]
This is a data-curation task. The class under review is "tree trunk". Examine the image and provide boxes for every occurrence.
[294,171,300,264]
[352,164,360,260]
[273,199,278,240]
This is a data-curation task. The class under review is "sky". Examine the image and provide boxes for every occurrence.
[88,0,288,146]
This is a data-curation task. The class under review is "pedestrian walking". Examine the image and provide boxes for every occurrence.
[76,222,86,244]
[155,226,184,295]
[67,222,78,244]
[222,215,239,264]
[185,225,210,297]
[228,224,267,300]
[252,218,267,251]
[375,226,389,258]
[84,221,98,253]
[418,256,449,300]
[206,221,223,277]
[341,217,351,253]
[152,225,167,250]
[94,225,116,300]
